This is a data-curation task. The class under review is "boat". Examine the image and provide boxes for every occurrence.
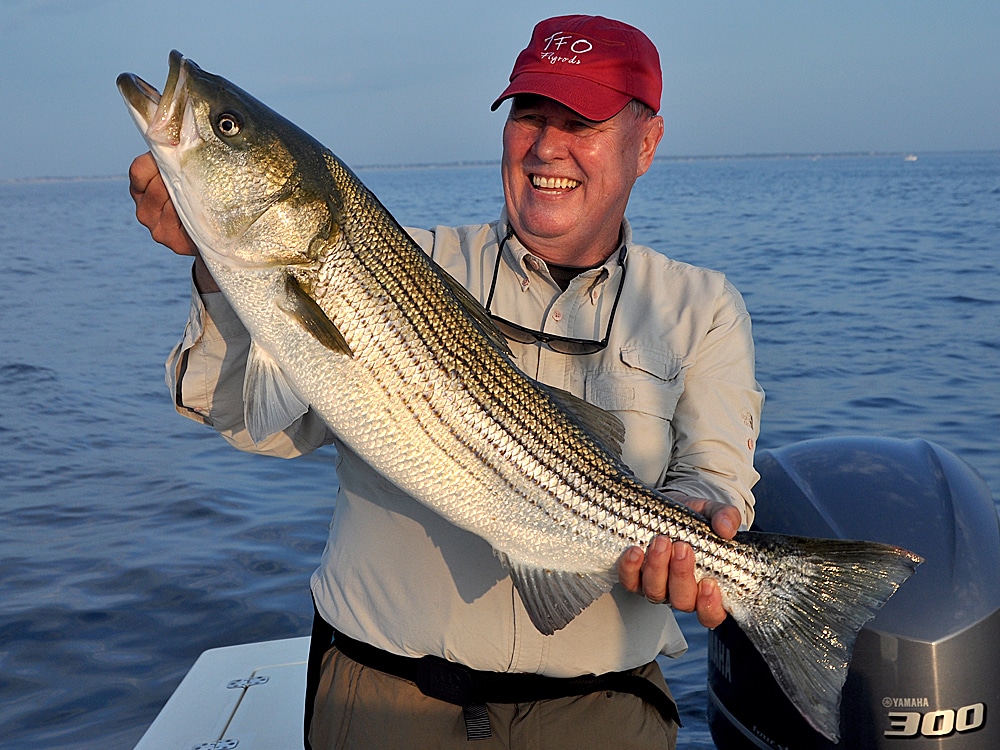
[904,153,918,162]
[133,437,1000,749]
[133,636,309,749]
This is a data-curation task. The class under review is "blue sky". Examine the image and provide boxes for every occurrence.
[1,0,997,180]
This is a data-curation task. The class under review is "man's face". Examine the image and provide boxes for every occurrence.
[501,95,663,266]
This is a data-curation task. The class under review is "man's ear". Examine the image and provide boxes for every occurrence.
[636,115,664,178]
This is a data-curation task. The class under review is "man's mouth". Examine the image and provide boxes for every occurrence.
[531,175,580,190]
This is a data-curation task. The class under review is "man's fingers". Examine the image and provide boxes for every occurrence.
[665,541,697,611]
[640,536,671,603]
[127,152,199,257]
[710,504,741,539]
[128,152,159,198]
[616,546,644,592]
[695,578,727,629]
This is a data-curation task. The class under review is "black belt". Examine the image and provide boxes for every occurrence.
[303,606,679,744]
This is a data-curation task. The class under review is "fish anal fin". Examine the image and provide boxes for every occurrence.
[244,340,310,444]
[498,552,616,635]
[278,273,353,356]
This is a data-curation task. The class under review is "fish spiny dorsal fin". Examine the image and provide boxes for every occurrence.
[321,150,513,359]
[539,384,627,460]
[496,552,617,634]
[437,268,515,358]
[325,153,514,357]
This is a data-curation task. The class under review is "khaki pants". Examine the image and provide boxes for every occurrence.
[308,646,679,750]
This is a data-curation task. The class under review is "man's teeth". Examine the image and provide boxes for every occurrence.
[532,175,580,190]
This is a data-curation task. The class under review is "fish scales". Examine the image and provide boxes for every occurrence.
[339,207,695,574]
[118,52,923,742]
[317,178,663,558]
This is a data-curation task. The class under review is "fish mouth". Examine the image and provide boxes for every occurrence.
[116,50,190,146]
[117,52,218,258]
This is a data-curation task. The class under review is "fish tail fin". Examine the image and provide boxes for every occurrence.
[729,532,923,742]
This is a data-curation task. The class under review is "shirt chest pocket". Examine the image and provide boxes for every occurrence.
[584,347,687,421]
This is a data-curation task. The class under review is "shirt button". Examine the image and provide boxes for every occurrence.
[526,257,541,271]
[520,277,530,289]
[552,309,563,322]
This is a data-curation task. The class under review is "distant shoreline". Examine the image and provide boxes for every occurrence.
[4,150,997,184]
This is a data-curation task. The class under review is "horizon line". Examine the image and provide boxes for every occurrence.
[3,149,997,184]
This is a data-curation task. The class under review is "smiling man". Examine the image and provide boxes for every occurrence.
[128,14,763,750]
[500,94,662,267]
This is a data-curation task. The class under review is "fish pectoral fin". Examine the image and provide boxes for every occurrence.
[243,341,310,444]
[498,553,616,635]
[277,274,353,356]
[539,384,626,460]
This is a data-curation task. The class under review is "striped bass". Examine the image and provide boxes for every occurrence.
[117,52,922,742]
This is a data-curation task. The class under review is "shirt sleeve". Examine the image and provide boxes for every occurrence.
[659,279,764,528]
[164,272,334,458]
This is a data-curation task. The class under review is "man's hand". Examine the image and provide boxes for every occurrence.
[129,152,197,256]
[617,495,741,629]
[128,152,219,293]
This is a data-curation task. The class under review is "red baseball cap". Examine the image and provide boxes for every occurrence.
[491,15,662,121]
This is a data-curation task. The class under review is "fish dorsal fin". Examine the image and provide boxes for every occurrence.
[243,340,310,444]
[277,273,353,356]
[437,268,514,357]
[497,552,616,635]
[324,151,506,359]
[540,384,626,460]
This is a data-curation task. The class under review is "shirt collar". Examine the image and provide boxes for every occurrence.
[496,209,630,287]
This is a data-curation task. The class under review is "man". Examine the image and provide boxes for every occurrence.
[129,15,763,749]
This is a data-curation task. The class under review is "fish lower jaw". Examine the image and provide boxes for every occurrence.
[117,74,161,132]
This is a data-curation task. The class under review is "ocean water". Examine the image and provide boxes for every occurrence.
[1,152,998,749]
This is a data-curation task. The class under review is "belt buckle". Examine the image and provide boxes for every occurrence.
[414,655,477,705]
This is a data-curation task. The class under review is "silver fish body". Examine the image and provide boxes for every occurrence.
[118,53,922,742]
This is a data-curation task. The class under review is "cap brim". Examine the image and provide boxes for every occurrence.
[490,72,632,122]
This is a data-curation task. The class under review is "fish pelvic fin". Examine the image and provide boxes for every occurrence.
[244,340,310,444]
[730,532,923,742]
[277,273,353,356]
[497,552,617,635]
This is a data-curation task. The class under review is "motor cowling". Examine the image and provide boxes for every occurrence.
[708,436,1000,749]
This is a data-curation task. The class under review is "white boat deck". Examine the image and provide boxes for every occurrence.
[134,637,310,750]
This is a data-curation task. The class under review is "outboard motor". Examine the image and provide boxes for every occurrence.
[708,436,1000,749]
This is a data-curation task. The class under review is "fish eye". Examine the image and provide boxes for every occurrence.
[216,111,243,137]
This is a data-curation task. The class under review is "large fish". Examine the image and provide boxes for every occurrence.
[118,52,922,742]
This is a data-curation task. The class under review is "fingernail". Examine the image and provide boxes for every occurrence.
[674,541,688,560]
[627,547,643,563]
[651,536,669,555]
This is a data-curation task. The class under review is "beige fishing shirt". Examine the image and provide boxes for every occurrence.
[166,213,764,678]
